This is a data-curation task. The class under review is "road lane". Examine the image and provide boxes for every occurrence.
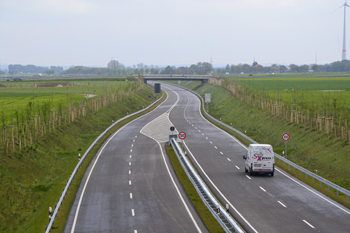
[64,86,208,233]
[166,83,350,233]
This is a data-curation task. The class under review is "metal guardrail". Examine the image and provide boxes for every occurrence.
[170,138,245,233]
[174,83,350,204]
[45,88,163,232]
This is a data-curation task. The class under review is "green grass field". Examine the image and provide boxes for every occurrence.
[228,77,350,110]
[0,78,137,125]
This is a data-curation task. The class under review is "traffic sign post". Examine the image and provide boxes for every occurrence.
[282,133,290,158]
[178,131,186,140]
[170,126,175,135]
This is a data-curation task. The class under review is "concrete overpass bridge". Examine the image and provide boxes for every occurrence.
[140,75,211,84]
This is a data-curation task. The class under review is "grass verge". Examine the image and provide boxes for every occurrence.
[165,145,225,233]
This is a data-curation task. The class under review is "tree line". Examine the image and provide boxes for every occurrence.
[216,60,350,74]
[8,65,63,74]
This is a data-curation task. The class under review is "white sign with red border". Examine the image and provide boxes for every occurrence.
[282,133,290,141]
[178,132,186,140]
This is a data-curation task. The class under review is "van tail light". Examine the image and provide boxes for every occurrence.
[273,164,275,169]
[251,163,253,170]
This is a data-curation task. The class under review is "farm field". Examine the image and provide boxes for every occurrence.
[0,78,137,125]
[230,76,350,106]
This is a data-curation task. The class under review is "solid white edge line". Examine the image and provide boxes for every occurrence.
[181,89,258,233]
[303,220,315,228]
[278,201,286,208]
[140,88,202,233]
[187,87,350,216]
[70,88,168,233]
[259,186,266,192]
[183,141,258,233]
[275,168,350,214]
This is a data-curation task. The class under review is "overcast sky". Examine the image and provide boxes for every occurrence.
[0,0,348,68]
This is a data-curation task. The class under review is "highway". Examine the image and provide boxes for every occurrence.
[65,82,350,233]
[166,83,350,233]
[64,86,208,233]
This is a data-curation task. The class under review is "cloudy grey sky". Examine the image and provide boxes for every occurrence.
[0,0,348,67]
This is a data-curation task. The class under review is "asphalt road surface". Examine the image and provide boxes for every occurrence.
[165,83,350,233]
[65,82,350,233]
[64,86,208,233]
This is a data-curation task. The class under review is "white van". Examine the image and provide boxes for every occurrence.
[243,144,275,176]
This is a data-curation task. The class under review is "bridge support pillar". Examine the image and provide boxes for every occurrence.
[201,79,208,84]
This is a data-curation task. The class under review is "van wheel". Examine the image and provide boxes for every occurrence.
[249,169,253,176]
[271,171,274,177]
[245,167,248,173]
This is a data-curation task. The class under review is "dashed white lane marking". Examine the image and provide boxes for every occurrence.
[227,158,231,161]
[129,170,131,175]
[220,152,223,155]
[135,136,137,138]
[132,209,135,216]
[202,133,204,136]
[276,168,350,215]
[198,130,201,132]
[195,127,197,129]
[303,220,315,228]
[278,201,286,208]
[129,180,131,185]
[133,140,135,142]
[130,155,132,158]
[130,193,133,199]
[131,144,133,147]
[206,137,208,139]
[129,162,131,166]
[235,166,240,170]
[130,149,132,152]
[246,175,251,180]
[214,146,217,149]
[134,230,138,233]
[259,186,266,192]
[192,124,194,127]
[183,140,257,233]
[210,141,212,144]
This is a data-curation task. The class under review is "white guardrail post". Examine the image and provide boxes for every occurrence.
[170,138,245,233]
[171,83,350,206]
[45,86,162,232]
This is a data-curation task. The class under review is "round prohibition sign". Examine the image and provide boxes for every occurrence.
[178,131,186,140]
[282,133,290,141]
